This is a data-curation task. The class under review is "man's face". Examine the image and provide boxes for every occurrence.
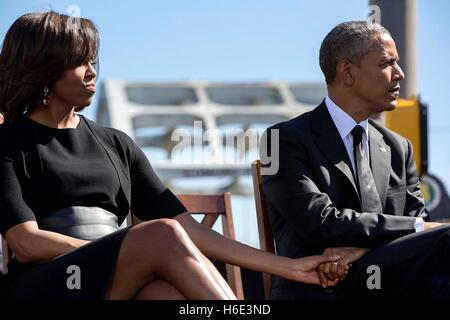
[351,33,404,114]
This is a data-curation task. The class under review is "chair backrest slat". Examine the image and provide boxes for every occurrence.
[251,160,276,300]
[177,194,226,214]
[200,213,219,228]
[2,237,12,273]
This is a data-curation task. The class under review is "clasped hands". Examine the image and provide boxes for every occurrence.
[317,247,370,288]
[287,246,369,288]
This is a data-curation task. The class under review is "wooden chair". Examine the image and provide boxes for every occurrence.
[1,193,245,300]
[251,160,276,300]
[2,237,11,274]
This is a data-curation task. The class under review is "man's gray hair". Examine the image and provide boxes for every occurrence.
[319,21,391,84]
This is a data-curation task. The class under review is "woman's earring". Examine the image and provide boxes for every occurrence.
[43,86,50,106]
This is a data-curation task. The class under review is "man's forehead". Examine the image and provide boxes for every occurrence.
[370,35,399,58]
[381,45,399,60]
[380,49,398,59]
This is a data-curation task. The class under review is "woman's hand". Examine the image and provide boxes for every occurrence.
[317,247,370,286]
[287,254,343,287]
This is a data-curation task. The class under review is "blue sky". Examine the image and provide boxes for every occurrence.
[1,0,449,189]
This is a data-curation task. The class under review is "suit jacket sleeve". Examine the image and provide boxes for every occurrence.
[261,126,418,248]
[403,139,429,220]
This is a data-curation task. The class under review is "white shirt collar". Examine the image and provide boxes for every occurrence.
[324,96,369,140]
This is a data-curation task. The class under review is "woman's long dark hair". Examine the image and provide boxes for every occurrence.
[0,11,99,122]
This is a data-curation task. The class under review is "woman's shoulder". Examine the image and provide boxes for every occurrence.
[0,121,22,155]
[81,115,138,163]
[82,116,134,143]
[0,120,17,133]
[0,121,21,142]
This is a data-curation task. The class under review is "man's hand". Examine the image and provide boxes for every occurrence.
[317,247,370,287]
[424,222,446,231]
[287,254,342,287]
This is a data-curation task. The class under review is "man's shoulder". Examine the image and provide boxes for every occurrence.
[369,119,408,141]
[266,106,317,136]
[369,118,410,151]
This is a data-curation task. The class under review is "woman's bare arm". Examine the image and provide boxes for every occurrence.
[5,221,90,263]
[174,212,341,286]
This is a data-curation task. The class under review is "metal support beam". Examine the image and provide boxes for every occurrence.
[370,0,417,99]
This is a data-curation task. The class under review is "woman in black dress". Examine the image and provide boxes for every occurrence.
[0,11,343,300]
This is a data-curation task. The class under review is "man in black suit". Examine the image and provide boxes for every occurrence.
[261,21,450,299]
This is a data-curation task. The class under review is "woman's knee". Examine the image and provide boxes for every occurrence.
[113,219,191,278]
[129,218,189,251]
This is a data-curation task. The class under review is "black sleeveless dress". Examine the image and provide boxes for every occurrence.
[0,115,186,299]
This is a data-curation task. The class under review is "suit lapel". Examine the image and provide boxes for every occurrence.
[368,121,391,210]
[311,102,360,200]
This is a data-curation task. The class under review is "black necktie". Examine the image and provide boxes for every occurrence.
[352,125,382,213]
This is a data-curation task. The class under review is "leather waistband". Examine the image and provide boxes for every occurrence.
[38,206,120,241]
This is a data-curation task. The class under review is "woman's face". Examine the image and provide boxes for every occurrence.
[50,60,97,108]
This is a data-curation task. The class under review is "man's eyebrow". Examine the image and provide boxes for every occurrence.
[379,55,400,63]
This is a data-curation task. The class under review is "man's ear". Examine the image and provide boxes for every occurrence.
[336,60,355,86]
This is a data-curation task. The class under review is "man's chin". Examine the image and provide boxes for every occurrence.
[385,99,398,111]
